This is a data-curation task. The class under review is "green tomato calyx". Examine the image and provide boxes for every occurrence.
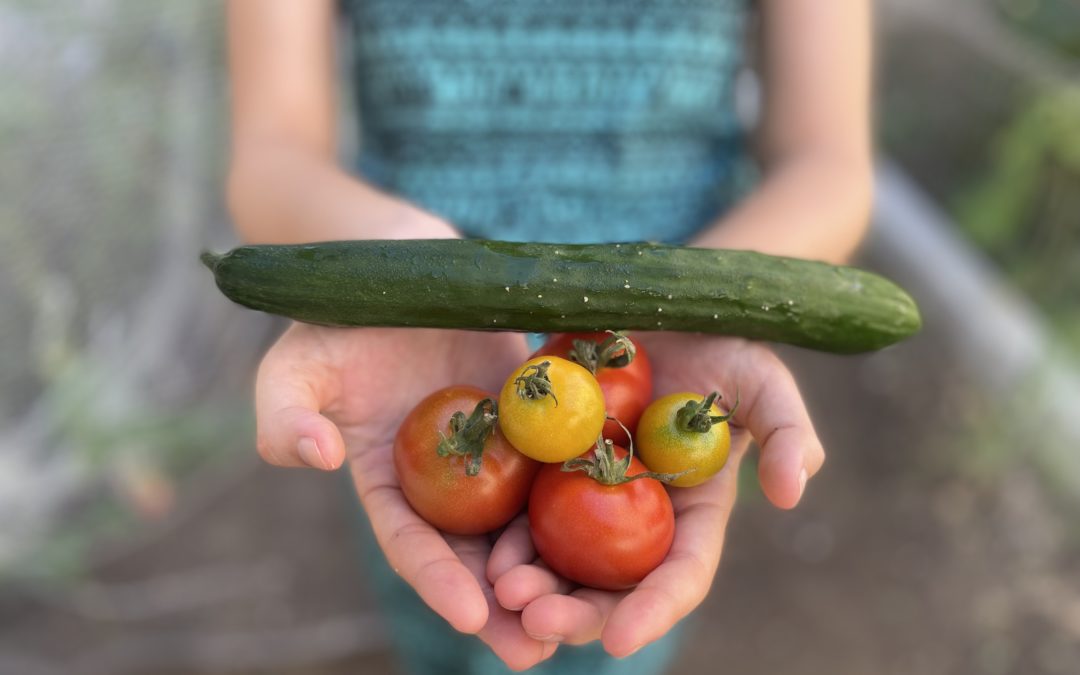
[675,390,739,434]
[562,429,687,486]
[514,361,559,406]
[569,330,636,373]
[437,398,498,476]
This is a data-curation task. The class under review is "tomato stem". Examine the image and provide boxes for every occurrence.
[562,434,687,486]
[436,398,498,476]
[675,390,739,433]
[568,331,635,374]
[514,361,558,406]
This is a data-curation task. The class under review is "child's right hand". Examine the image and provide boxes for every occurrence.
[254,322,562,670]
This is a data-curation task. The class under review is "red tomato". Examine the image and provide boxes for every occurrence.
[394,385,540,535]
[528,444,674,590]
[533,332,652,445]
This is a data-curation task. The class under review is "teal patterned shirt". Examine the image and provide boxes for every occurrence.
[343,0,750,244]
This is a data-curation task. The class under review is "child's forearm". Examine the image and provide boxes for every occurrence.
[691,152,872,265]
[697,0,872,264]
[226,139,457,245]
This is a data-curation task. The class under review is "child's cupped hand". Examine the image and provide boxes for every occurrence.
[254,326,823,668]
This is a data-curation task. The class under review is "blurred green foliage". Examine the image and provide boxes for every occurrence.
[0,1,248,580]
[996,0,1080,60]
[956,87,1080,348]
[0,2,227,421]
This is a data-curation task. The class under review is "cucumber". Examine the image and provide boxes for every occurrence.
[201,239,921,354]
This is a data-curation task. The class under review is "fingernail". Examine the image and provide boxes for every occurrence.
[298,436,325,469]
[798,468,808,497]
[625,644,643,657]
[527,633,564,643]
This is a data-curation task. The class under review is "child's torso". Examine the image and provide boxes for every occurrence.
[344,0,750,243]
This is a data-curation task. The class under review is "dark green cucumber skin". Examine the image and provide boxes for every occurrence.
[201,239,921,354]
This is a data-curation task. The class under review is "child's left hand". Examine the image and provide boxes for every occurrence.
[486,332,825,657]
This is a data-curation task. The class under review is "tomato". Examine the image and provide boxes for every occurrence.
[394,385,540,535]
[636,391,736,488]
[498,356,606,463]
[533,332,652,446]
[529,443,674,590]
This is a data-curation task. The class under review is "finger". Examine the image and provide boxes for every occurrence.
[734,347,825,509]
[350,460,489,634]
[494,563,573,612]
[255,343,346,470]
[449,537,560,671]
[602,466,739,658]
[521,589,624,645]
[487,514,535,583]
[478,613,560,672]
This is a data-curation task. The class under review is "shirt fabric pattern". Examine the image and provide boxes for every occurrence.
[344,0,750,244]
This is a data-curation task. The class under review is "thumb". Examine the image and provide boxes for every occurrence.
[255,352,347,471]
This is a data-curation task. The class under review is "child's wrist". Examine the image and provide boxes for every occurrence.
[393,208,460,240]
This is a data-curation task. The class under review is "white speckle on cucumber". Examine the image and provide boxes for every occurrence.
[583,296,589,302]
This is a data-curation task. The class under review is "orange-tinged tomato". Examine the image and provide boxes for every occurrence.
[636,391,734,488]
[498,356,605,463]
[394,385,540,535]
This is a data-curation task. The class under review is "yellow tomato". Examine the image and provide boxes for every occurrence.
[636,391,734,488]
[498,356,606,463]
